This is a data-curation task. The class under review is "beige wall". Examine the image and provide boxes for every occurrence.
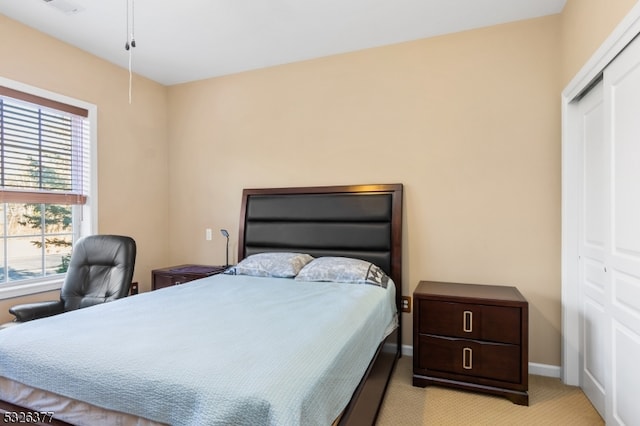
[1,0,636,367]
[561,0,637,86]
[168,16,563,365]
[0,15,171,322]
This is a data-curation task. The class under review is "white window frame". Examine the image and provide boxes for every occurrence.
[0,76,97,300]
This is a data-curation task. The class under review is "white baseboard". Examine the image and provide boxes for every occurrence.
[401,344,413,357]
[400,345,561,379]
[529,362,561,378]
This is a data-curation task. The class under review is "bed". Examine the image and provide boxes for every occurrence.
[0,183,403,426]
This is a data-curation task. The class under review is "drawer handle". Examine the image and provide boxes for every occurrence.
[463,310,473,332]
[463,347,473,370]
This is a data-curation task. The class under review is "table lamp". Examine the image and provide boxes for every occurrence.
[220,229,229,267]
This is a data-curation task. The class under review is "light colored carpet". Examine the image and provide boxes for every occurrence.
[376,356,604,425]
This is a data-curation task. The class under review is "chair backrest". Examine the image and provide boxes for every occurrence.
[61,235,137,311]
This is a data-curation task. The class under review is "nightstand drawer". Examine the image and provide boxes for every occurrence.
[154,274,192,289]
[418,300,522,344]
[416,334,521,383]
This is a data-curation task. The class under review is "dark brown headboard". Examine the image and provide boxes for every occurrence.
[238,184,403,291]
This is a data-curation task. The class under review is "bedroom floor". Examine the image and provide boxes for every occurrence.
[376,356,604,425]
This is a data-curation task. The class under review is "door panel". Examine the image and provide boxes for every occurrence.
[582,87,606,252]
[582,258,606,389]
[611,323,640,425]
[611,62,640,259]
[582,297,606,395]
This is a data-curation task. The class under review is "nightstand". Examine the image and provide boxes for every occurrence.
[412,280,529,405]
[151,264,228,291]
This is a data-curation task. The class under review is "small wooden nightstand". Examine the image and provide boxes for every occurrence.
[412,280,529,405]
[151,264,228,291]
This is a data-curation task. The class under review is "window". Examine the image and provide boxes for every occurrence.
[0,81,95,295]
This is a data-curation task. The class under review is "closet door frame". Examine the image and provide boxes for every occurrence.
[562,2,640,386]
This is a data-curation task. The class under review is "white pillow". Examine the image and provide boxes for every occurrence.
[224,252,314,278]
[295,256,389,288]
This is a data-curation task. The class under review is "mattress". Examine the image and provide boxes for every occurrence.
[0,377,163,426]
[0,274,397,425]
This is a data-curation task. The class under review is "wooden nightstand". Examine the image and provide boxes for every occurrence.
[412,280,529,405]
[151,264,228,291]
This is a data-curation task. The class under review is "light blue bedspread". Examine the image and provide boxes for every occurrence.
[0,275,396,425]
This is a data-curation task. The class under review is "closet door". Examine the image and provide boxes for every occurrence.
[577,81,607,419]
[602,34,640,426]
[577,35,640,425]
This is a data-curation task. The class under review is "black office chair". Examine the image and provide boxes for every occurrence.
[5,235,136,324]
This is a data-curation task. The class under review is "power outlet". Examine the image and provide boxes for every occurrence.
[205,228,212,241]
[401,296,411,313]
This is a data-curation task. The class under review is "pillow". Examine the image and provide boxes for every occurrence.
[224,252,314,278]
[295,256,389,288]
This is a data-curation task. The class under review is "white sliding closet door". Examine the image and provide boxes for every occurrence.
[602,34,640,426]
[576,35,640,425]
[577,80,606,418]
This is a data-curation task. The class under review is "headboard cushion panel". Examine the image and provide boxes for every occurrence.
[244,222,391,250]
[246,194,393,222]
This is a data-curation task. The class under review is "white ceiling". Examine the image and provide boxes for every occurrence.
[1,0,567,86]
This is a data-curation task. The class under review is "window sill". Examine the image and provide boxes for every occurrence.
[0,278,64,300]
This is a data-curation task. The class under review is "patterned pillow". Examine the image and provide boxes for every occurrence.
[224,252,314,278]
[295,256,389,288]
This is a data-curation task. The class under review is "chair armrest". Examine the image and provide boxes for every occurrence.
[9,300,65,322]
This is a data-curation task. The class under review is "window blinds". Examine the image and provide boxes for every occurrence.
[0,86,89,205]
